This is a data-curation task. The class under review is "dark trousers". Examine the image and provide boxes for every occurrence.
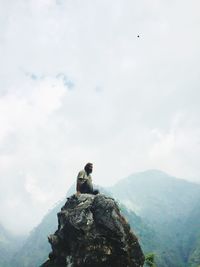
[80,182,99,195]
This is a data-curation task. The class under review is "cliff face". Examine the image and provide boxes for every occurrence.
[41,194,145,267]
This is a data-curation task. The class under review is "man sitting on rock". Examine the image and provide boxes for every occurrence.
[76,163,99,195]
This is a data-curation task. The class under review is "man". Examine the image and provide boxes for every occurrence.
[76,163,99,195]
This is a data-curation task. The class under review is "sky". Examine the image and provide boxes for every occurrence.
[0,0,200,235]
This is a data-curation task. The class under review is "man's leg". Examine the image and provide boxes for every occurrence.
[80,182,99,194]
[93,189,99,195]
[80,182,93,194]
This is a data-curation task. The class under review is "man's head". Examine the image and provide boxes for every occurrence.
[84,163,93,174]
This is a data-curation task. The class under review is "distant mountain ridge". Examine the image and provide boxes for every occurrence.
[12,199,65,267]
[41,194,145,267]
[0,223,25,267]
[5,170,200,267]
[110,170,200,267]
[12,188,154,267]
[110,170,200,224]
[180,198,200,267]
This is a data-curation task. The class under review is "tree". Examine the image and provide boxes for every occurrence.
[145,253,157,267]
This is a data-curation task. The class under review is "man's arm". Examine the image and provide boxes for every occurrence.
[76,180,81,195]
[76,170,85,195]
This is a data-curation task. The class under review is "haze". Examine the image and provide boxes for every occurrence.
[0,0,200,235]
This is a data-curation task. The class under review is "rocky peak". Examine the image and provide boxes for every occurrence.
[40,193,144,267]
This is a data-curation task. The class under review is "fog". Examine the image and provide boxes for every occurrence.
[0,0,200,234]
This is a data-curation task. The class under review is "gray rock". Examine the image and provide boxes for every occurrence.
[40,194,145,267]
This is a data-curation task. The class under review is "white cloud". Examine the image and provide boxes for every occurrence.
[25,174,52,203]
[149,113,200,181]
[0,0,200,234]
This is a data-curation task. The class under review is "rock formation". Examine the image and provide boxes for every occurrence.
[40,194,145,267]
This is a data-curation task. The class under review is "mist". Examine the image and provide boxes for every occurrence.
[0,0,200,235]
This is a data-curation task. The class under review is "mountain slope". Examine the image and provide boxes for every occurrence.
[110,170,200,224]
[0,224,12,267]
[110,170,200,267]
[180,198,200,267]
[8,170,200,267]
[0,223,25,267]
[11,184,78,267]
[10,194,155,267]
[41,194,145,267]
[12,199,65,267]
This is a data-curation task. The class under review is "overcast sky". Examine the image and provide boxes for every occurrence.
[0,0,200,235]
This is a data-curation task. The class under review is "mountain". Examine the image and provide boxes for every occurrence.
[10,190,155,267]
[11,185,77,267]
[12,199,65,267]
[41,194,145,267]
[110,170,200,267]
[119,204,157,254]
[180,198,200,267]
[0,223,25,267]
[110,170,200,224]
[0,223,13,267]
[7,170,200,267]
